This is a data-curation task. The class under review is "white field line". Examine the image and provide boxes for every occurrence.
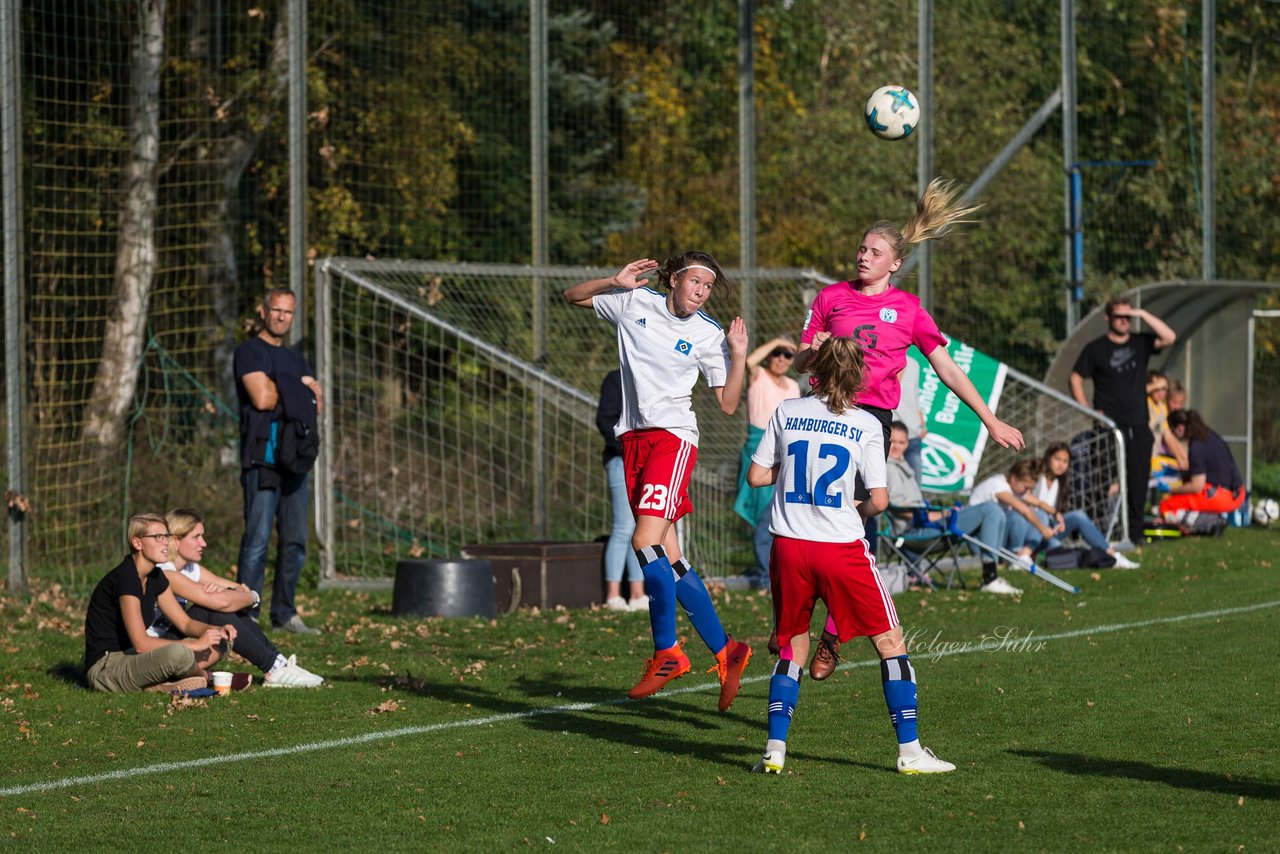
[2,598,1276,798]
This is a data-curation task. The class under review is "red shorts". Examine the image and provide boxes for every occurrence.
[621,429,697,521]
[769,536,898,644]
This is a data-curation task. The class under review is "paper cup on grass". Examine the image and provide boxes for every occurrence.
[211,671,233,695]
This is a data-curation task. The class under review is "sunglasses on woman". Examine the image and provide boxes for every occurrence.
[769,348,795,359]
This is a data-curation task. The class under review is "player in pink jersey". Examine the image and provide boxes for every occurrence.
[793,179,1025,679]
[565,252,753,711]
[747,336,954,774]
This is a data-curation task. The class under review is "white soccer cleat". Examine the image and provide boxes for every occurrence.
[264,654,324,688]
[752,749,786,774]
[897,747,956,775]
[1111,553,1140,570]
[980,576,1022,596]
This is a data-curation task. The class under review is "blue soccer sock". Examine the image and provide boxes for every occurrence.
[672,560,728,655]
[637,545,677,651]
[881,655,919,744]
[767,660,803,744]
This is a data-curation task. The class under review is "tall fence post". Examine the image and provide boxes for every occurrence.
[1201,0,1215,281]
[737,0,756,334]
[315,260,335,585]
[529,0,548,538]
[2,0,26,592]
[288,0,306,347]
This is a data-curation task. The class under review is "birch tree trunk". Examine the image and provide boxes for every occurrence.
[82,0,165,448]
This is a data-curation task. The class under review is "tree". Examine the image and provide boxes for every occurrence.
[82,0,165,448]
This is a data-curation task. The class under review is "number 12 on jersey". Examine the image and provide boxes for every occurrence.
[783,440,849,508]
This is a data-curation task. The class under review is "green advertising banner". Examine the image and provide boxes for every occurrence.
[908,340,1008,493]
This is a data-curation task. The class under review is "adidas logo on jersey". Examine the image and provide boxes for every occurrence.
[634,318,647,327]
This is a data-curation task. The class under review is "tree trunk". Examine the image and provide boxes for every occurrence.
[198,7,290,403]
[82,0,166,448]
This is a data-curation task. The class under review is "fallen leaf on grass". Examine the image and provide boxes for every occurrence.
[600,814,610,825]
[368,700,401,715]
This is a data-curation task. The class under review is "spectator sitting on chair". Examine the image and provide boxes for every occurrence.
[83,514,236,693]
[967,460,1059,595]
[1034,443,1139,569]
[1147,371,1188,475]
[733,336,801,589]
[891,360,927,486]
[150,508,324,688]
[883,421,1006,591]
[1157,409,1246,521]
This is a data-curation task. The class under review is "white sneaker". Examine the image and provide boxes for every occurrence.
[897,746,956,775]
[628,595,650,612]
[1111,552,1140,570]
[980,577,1023,596]
[605,596,630,611]
[1008,554,1034,571]
[264,655,324,688]
[752,749,786,774]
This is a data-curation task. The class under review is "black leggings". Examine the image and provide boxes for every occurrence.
[186,604,281,674]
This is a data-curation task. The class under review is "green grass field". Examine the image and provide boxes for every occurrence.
[3,531,1278,851]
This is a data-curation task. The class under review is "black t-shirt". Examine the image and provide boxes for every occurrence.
[83,555,170,667]
[234,336,314,470]
[596,370,624,466]
[1189,431,1242,492]
[1072,332,1160,426]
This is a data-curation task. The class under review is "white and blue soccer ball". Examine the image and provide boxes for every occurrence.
[864,85,920,141]
[1252,497,1279,526]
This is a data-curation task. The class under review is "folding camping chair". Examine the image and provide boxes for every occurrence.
[878,504,968,590]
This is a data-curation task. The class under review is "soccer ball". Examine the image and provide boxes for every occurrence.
[864,85,920,141]
[1252,498,1279,526]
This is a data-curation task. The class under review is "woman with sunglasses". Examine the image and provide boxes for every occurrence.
[792,180,1025,679]
[733,337,801,588]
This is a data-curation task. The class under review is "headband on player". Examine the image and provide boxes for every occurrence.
[674,264,717,280]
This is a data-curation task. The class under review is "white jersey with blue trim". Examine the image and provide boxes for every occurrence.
[752,395,886,543]
[594,287,730,447]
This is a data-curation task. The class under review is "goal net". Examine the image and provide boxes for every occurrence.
[315,259,1126,585]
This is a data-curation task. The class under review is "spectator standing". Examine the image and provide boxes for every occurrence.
[597,369,648,612]
[234,287,323,635]
[733,337,801,588]
[1069,296,1176,544]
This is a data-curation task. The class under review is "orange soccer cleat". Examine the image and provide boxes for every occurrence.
[709,636,752,711]
[628,643,692,699]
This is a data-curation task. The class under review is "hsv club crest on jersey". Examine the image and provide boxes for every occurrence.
[593,287,731,447]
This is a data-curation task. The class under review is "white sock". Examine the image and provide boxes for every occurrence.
[898,738,924,759]
[765,738,787,756]
[267,655,288,675]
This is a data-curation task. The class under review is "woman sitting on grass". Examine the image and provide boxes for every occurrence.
[1034,443,1138,568]
[149,508,323,688]
[83,513,236,693]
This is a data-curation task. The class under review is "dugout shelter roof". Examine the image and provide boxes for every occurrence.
[1045,279,1280,491]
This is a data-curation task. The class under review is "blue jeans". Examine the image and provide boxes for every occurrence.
[1035,508,1109,551]
[237,466,309,626]
[604,457,642,584]
[751,503,773,585]
[951,503,1005,559]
